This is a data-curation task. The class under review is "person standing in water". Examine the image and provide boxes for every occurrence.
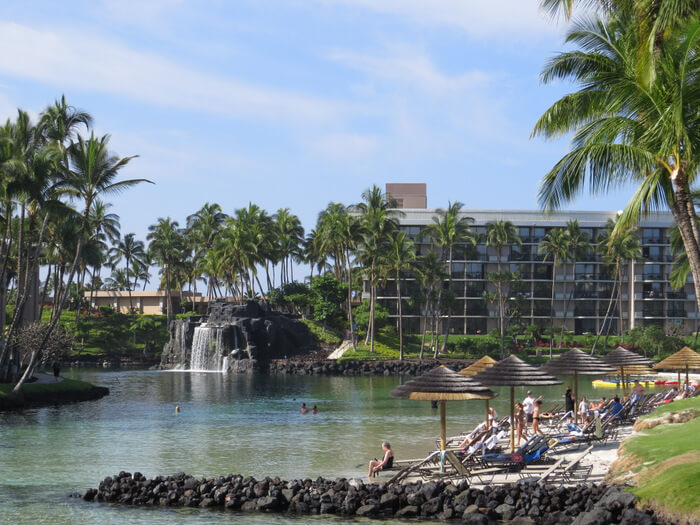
[300,403,309,414]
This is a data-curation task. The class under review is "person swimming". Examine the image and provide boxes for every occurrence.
[311,405,318,414]
[300,403,309,414]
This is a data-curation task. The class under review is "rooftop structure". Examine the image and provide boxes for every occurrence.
[386,183,427,209]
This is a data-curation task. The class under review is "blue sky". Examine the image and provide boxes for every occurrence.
[0,0,634,244]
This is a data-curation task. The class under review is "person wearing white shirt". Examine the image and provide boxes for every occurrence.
[522,391,536,427]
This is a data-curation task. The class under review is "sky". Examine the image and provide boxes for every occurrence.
[0,0,636,248]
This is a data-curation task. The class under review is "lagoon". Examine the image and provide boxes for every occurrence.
[0,368,664,524]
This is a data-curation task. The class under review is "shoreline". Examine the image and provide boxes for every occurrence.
[0,374,109,410]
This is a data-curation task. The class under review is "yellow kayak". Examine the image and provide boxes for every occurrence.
[592,379,656,388]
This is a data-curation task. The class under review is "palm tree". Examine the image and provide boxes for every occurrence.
[54,134,143,321]
[592,219,642,352]
[538,227,569,357]
[274,208,304,287]
[109,233,147,312]
[561,220,591,346]
[381,231,416,360]
[186,202,227,300]
[486,221,520,271]
[105,268,131,291]
[353,186,400,352]
[540,0,698,87]
[485,220,521,357]
[86,200,120,314]
[533,10,700,318]
[415,251,447,359]
[420,202,474,352]
[314,202,361,349]
[147,218,184,323]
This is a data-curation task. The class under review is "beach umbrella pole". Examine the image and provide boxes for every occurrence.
[510,386,515,451]
[485,399,490,430]
[439,401,446,451]
[686,364,690,386]
[574,371,579,424]
[621,366,626,397]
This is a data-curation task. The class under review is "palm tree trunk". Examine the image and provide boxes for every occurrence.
[41,264,53,320]
[15,206,87,392]
[441,246,453,352]
[396,272,403,360]
[617,265,624,342]
[369,262,376,352]
[419,312,426,360]
[126,259,134,313]
[591,277,618,355]
[549,260,556,358]
[669,180,700,320]
[346,248,356,351]
[166,266,173,324]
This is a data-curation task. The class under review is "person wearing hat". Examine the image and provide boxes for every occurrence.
[522,391,540,428]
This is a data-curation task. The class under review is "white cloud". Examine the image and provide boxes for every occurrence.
[310,132,380,158]
[313,0,557,40]
[0,22,344,123]
[329,47,491,95]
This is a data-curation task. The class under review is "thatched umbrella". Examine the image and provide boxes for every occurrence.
[654,346,700,387]
[471,355,562,450]
[389,366,497,458]
[603,347,654,394]
[459,356,498,429]
[541,349,616,423]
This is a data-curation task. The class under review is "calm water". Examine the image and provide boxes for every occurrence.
[0,368,664,524]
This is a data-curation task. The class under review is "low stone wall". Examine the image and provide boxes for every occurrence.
[266,358,472,376]
[81,471,666,524]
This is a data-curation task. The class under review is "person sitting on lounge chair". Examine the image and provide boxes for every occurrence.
[608,396,623,417]
[589,397,606,418]
[368,442,394,477]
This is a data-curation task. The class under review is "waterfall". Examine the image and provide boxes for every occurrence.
[190,324,226,371]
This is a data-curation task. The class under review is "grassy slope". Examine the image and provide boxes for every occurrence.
[39,309,166,360]
[637,397,700,419]
[619,397,700,519]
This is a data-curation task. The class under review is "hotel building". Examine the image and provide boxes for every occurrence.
[373,184,698,335]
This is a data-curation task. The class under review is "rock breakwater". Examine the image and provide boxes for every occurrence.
[81,471,668,524]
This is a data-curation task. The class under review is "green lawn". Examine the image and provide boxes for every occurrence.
[619,397,700,520]
[0,377,95,398]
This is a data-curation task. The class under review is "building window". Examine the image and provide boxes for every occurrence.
[643,228,662,244]
[466,264,484,279]
[643,264,664,280]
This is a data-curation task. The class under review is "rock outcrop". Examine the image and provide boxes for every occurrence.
[159,300,316,372]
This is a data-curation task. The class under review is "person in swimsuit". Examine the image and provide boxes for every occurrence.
[515,402,526,446]
[300,403,309,414]
[532,400,547,436]
[368,442,394,477]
